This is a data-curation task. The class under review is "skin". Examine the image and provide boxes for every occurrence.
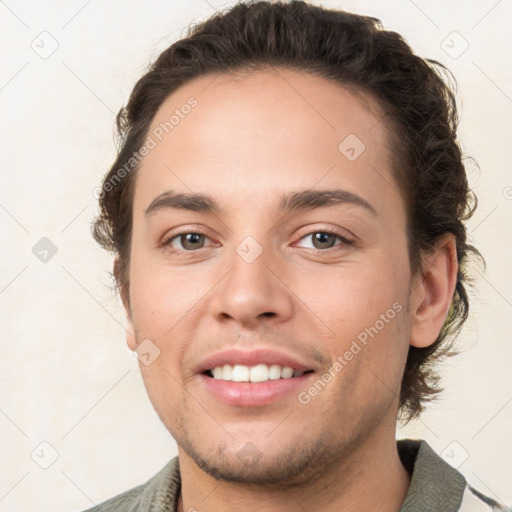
[118,68,458,512]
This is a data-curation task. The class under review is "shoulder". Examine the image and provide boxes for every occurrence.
[78,456,181,512]
[80,484,145,512]
[398,439,510,512]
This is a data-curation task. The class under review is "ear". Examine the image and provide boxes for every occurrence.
[114,256,136,351]
[409,233,458,348]
[125,321,137,351]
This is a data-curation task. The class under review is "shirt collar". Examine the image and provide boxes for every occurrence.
[398,439,466,512]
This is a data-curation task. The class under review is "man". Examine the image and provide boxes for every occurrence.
[87,1,509,510]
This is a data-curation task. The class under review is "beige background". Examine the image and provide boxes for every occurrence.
[0,0,511,510]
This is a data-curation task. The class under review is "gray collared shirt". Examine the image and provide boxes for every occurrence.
[81,439,510,511]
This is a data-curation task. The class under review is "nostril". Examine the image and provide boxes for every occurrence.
[262,312,275,317]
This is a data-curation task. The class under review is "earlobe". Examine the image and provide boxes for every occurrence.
[409,234,458,349]
[126,319,137,351]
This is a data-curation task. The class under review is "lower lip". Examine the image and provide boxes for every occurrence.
[197,373,315,407]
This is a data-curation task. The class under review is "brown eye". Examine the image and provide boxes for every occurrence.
[310,232,338,249]
[297,230,351,251]
[168,232,207,251]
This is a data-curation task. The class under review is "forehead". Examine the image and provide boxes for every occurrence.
[135,68,401,217]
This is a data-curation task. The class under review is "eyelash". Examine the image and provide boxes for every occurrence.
[161,228,354,256]
[301,229,354,250]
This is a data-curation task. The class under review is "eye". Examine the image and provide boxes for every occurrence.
[162,228,353,255]
[295,230,353,251]
[164,231,213,252]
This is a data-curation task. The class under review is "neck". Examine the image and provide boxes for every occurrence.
[176,425,410,512]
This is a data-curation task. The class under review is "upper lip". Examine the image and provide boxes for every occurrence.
[196,348,318,374]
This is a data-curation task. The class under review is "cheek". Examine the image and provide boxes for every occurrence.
[128,268,200,411]
[301,257,407,334]
[315,277,408,422]
[128,251,207,337]
[299,253,410,391]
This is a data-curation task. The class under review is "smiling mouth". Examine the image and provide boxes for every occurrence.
[202,363,315,382]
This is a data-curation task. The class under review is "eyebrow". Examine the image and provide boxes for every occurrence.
[144,188,377,217]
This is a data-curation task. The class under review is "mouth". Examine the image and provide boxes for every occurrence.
[202,363,315,382]
[195,348,319,407]
[198,364,316,407]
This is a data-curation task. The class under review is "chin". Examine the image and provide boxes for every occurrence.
[178,434,335,489]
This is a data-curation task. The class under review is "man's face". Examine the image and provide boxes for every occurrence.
[126,68,415,486]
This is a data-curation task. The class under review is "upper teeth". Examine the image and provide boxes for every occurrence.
[211,364,305,382]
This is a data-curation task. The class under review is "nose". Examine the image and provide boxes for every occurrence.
[209,239,294,330]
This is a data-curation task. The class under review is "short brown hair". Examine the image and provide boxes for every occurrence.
[92,0,481,422]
